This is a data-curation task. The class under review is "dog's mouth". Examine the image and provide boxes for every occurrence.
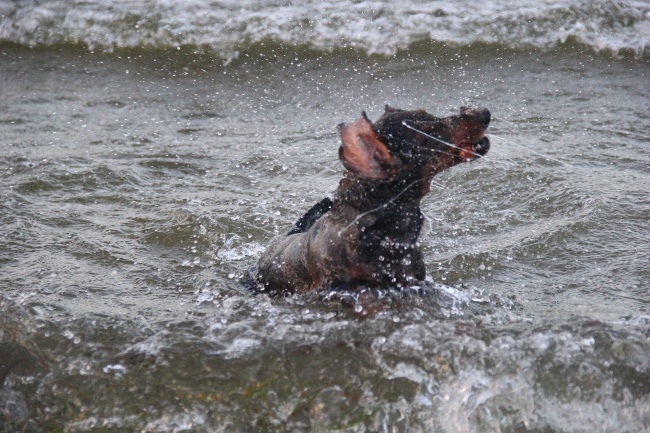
[458,135,490,160]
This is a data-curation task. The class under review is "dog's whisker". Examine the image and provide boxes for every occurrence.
[491,117,530,136]
[471,145,520,167]
[492,116,519,127]
[491,134,576,168]
[402,121,485,160]
[392,140,458,158]
[421,148,462,159]
[403,120,524,169]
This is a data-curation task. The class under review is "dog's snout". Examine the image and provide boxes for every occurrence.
[478,108,491,127]
[459,107,491,127]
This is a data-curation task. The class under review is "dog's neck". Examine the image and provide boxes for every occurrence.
[334,171,426,211]
[330,171,426,244]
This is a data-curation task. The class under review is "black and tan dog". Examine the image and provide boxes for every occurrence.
[254,106,490,296]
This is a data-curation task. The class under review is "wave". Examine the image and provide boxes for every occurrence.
[1,0,649,60]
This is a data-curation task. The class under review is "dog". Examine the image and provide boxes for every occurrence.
[253,105,490,296]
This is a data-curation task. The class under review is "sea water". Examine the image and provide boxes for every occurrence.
[1,1,649,432]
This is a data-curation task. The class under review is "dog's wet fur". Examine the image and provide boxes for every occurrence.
[253,105,490,296]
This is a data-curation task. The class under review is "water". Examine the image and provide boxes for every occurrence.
[1,1,650,432]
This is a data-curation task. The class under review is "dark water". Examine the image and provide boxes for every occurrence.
[1,1,650,431]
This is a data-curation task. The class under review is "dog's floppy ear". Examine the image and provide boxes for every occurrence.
[338,113,396,179]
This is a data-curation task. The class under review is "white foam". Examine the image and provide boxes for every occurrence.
[0,0,648,58]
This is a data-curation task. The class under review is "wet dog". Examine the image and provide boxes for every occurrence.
[254,106,490,296]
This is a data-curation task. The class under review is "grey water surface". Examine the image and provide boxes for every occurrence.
[1,1,650,432]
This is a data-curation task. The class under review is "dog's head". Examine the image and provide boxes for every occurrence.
[338,106,490,183]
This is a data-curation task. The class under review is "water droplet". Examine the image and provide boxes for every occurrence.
[196,291,214,305]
